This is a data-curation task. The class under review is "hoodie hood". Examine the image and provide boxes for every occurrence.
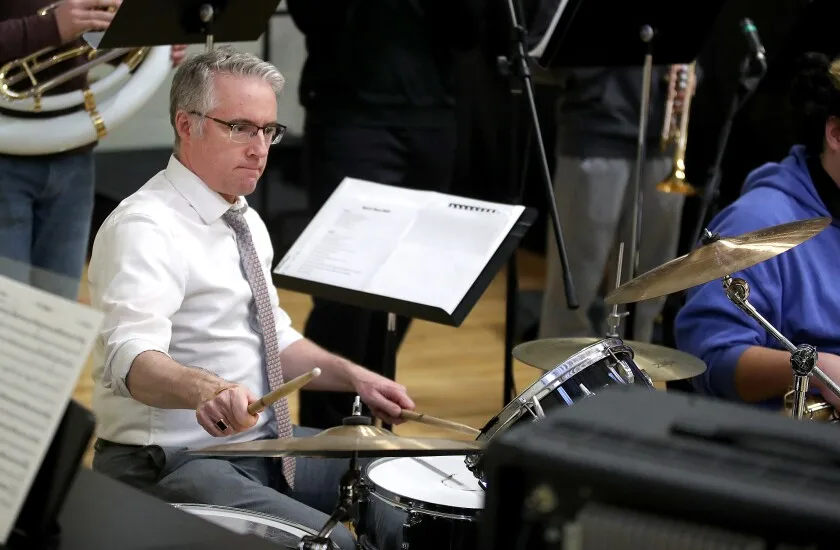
[740,145,830,218]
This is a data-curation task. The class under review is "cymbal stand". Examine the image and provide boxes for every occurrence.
[702,230,840,417]
[606,242,629,338]
[299,397,368,550]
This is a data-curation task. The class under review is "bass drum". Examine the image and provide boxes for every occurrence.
[172,503,319,547]
[465,337,654,486]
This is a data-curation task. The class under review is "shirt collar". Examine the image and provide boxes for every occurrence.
[164,155,248,224]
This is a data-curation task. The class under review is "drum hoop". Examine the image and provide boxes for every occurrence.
[363,457,483,521]
[476,338,633,441]
[171,503,318,535]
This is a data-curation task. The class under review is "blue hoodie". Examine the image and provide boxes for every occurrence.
[675,145,840,408]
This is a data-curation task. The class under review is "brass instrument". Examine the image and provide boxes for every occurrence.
[657,62,699,196]
[783,389,840,423]
[0,2,171,155]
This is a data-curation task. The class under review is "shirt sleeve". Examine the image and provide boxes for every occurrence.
[0,12,62,65]
[88,213,187,398]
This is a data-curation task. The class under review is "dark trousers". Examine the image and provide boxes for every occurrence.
[299,119,457,428]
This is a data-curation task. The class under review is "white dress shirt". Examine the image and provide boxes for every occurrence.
[88,155,303,449]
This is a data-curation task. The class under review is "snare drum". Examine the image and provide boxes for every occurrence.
[172,503,318,546]
[359,455,483,550]
[465,337,653,484]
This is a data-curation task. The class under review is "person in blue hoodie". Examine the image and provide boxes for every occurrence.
[675,51,840,412]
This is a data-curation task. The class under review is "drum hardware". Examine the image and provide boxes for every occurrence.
[605,242,630,339]
[528,396,546,420]
[297,397,368,550]
[604,219,840,423]
[604,216,832,306]
[718,270,840,421]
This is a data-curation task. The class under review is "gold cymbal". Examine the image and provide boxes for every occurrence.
[188,423,484,458]
[605,216,831,305]
[513,337,706,382]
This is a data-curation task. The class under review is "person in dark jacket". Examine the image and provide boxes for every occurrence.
[287,0,484,429]
[0,0,186,300]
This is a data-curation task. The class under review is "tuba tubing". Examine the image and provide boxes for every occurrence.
[0,46,171,156]
[0,49,134,113]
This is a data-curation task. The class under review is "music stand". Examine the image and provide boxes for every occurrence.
[6,400,95,550]
[94,0,281,51]
[530,0,725,340]
[273,178,537,430]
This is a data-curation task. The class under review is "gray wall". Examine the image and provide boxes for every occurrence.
[98,3,306,152]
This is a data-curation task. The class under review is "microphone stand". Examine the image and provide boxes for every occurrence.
[690,53,767,246]
[499,0,578,403]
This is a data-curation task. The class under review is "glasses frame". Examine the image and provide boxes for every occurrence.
[190,111,286,145]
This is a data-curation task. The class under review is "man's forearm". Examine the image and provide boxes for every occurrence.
[735,346,798,402]
[125,350,232,409]
[279,339,358,392]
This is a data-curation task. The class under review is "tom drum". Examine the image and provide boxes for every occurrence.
[465,337,653,485]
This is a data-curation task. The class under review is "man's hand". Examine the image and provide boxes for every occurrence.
[170,44,188,67]
[54,0,121,44]
[196,385,260,437]
[811,352,840,410]
[352,369,416,425]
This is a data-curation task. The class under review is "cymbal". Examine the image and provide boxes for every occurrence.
[605,216,831,305]
[513,337,706,382]
[188,423,484,458]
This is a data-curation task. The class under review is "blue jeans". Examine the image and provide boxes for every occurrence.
[0,151,95,300]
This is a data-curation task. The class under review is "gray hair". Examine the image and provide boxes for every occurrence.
[169,45,285,151]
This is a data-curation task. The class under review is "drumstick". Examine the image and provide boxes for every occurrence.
[248,368,321,415]
[400,410,481,437]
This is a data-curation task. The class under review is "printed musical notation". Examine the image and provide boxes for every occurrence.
[275,178,525,314]
[0,275,103,544]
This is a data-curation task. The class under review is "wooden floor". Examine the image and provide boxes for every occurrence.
[72,250,552,466]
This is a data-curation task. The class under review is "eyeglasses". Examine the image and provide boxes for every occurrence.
[190,111,286,145]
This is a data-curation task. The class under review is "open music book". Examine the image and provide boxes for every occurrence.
[0,274,103,544]
[274,178,528,319]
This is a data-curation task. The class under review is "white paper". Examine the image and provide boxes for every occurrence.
[275,178,526,315]
[529,0,570,58]
[0,275,103,544]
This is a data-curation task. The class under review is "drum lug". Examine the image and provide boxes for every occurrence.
[401,510,422,550]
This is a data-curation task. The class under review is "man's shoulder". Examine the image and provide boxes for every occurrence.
[99,174,184,235]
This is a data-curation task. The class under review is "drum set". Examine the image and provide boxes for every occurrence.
[179,216,840,550]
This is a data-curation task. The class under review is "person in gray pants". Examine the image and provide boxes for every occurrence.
[539,67,689,343]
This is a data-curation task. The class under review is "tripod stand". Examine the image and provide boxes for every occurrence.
[499,0,579,404]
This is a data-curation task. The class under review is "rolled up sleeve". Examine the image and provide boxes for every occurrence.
[88,213,187,398]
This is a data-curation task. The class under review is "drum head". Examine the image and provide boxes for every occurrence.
[366,455,484,516]
[173,503,317,546]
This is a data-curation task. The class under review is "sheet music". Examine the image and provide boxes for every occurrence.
[529,0,570,58]
[275,178,525,315]
[0,275,103,544]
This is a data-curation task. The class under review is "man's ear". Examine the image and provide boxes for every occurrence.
[174,111,195,143]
